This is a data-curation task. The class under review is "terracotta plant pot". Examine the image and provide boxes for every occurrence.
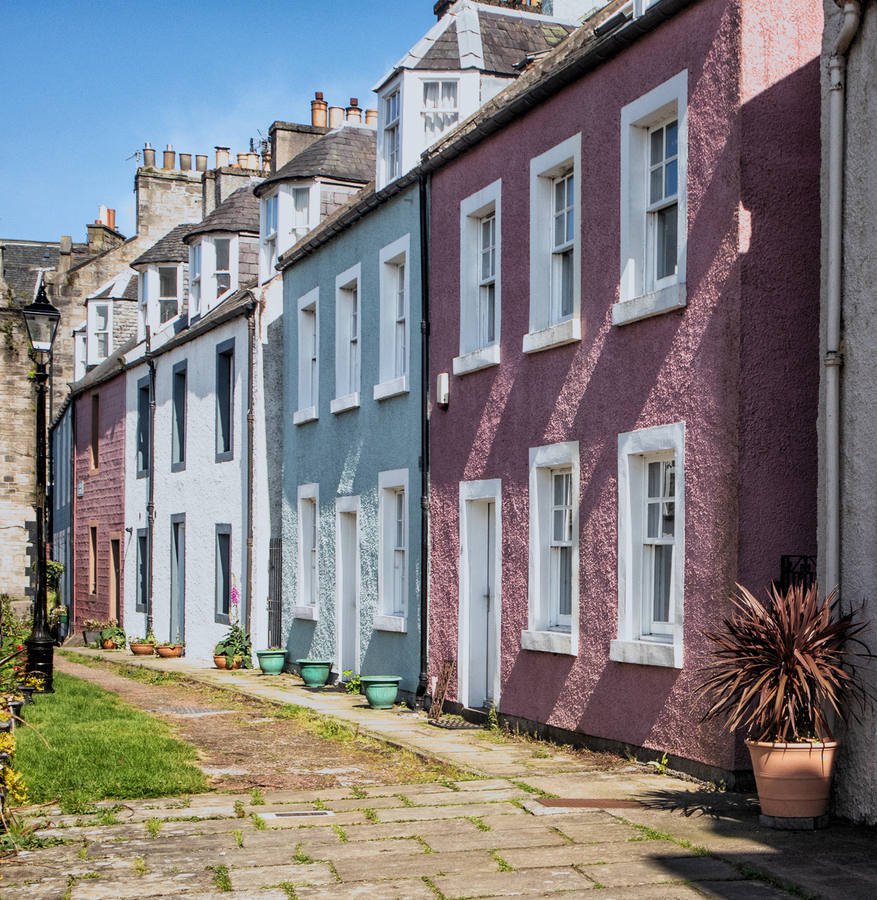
[214,655,241,670]
[129,643,155,656]
[155,645,183,659]
[745,739,838,819]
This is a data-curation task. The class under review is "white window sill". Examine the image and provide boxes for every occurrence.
[522,318,581,354]
[453,343,501,376]
[521,629,577,656]
[374,376,409,401]
[613,282,686,326]
[331,392,360,415]
[374,614,407,633]
[609,638,682,668]
[293,406,318,425]
[291,605,318,621]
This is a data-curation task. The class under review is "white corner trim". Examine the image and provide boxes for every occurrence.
[613,282,687,326]
[609,638,680,668]
[521,629,576,656]
[330,392,360,415]
[374,376,409,401]
[373,614,407,633]
[523,318,581,354]
[293,406,318,425]
[453,343,501,375]
[291,605,318,621]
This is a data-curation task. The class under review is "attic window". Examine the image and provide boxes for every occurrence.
[422,81,458,146]
[159,266,179,323]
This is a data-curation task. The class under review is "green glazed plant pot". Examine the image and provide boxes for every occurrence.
[297,659,333,687]
[360,676,402,710]
[257,650,287,675]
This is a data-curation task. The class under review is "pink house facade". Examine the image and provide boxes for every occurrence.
[425,0,822,781]
[73,359,129,633]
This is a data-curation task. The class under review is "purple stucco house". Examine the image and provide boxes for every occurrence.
[424,0,822,782]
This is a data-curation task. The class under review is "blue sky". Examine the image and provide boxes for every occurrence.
[1,1,437,242]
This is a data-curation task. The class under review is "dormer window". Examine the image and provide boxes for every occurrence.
[88,301,111,365]
[261,192,279,282]
[292,188,310,242]
[422,80,458,147]
[384,89,401,182]
[189,234,239,314]
[158,266,179,323]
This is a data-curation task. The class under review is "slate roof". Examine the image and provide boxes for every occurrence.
[131,224,194,267]
[254,127,375,197]
[0,241,87,302]
[69,336,139,395]
[89,269,138,301]
[185,185,260,242]
[415,9,574,74]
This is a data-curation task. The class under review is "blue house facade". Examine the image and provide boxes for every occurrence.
[280,180,425,697]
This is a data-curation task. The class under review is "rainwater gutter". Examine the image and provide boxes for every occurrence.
[825,0,862,598]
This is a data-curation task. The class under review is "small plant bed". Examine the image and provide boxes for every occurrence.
[15,672,208,813]
[51,654,475,796]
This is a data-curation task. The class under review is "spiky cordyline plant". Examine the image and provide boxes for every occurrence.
[699,583,873,743]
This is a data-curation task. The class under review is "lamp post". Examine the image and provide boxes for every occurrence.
[21,282,60,694]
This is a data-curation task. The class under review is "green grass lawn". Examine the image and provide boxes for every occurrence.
[14,672,209,813]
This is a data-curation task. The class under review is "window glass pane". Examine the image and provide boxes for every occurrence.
[97,333,108,358]
[666,120,678,158]
[653,544,673,622]
[482,283,495,345]
[95,305,108,330]
[159,268,177,298]
[215,239,230,271]
[665,159,678,198]
[650,167,663,205]
[441,81,457,107]
[656,204,678,280]
[556,545,572,616]
[560,250,573,318]
[423,82,438,108]
[650,126,664,167]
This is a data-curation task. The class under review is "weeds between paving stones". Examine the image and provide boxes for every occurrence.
[132,856,147,875]
[145,817,162,837]
[411,835,433,853]
[490,850,513,872]
[278,882,298,899]
[250,788,266,805]
[208,863,233,891]
[465,815,490,832]
[250,812,267,830]
[234,829,244,848]
[332,823,348,842]
[396,792,416,807]
[293,843,313,863]
[509,779,558,798]
[234,800,245,817]
[363,807,379,822]
[350,785,367,799]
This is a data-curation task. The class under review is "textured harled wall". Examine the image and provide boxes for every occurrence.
[428,0,821,776]
[123,316,249,660]
[73,373,126,630]
[819,0,877,824]
[281,185,423,693]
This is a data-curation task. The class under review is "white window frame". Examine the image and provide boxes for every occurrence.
[139,264,184,335]
[522,441,579,656]
[382,86,402,187]
[190,234,239,316]
[617,71,688,326]
[455,179,502,375]
[260,191,279,284]
[332,263,361,414]
[421,78,459,148]
[293,483,319,621]
[525,134,581,354]
[611,422,685,669]
[375,234,411,400]
[189,241,202,317]
[88,300,112,365]
[294,287,319,425]
[375,468,409,631]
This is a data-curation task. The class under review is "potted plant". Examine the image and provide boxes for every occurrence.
[129,632,156,656]
[359,675,402,709]
[155,639,184,659]
[699,582,873,820]
[99,623,126,650]
[83,619,103,646]
[214,577,251,669]
[256,646,286,675]
[296,659,333,687]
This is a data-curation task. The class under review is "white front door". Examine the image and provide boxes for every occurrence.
[337,503,359,676]
[459,481,501,711]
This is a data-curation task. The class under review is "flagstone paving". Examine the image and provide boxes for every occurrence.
[2,649,876,899]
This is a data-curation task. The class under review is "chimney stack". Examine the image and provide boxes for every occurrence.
[365,108,378,126]
[215,146,230,168]
[329,106,344,127]
[99,205,108,225]
[196,154,208,171]
[163,144,176,169]
[143,142,156,167]
[346,98,362,123]
[179,152,192,170]
[107,208,116,230]
[311,91,328,127]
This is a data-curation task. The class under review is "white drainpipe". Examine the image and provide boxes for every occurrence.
[825,0,861,598]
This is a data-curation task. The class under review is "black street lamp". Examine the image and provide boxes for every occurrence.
[21,282,60,694]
